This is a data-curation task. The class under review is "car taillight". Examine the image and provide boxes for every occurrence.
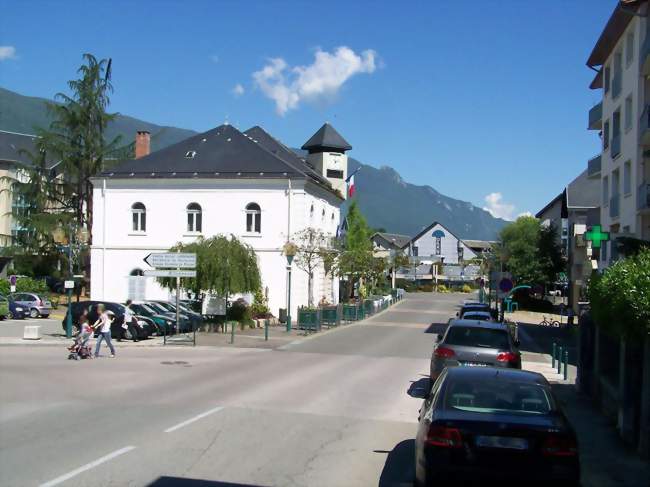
[497,351,518,363]
[426,426,463,448]
[434,346,455,359]
[541,435,578,456]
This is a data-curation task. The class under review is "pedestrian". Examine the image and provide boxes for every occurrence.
[119,300,139,342]
[92,304,116,358]
[77,311,93,347]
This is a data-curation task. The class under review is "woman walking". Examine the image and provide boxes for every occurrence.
[93,304,116,358]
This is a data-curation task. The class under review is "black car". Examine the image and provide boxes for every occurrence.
[416,367,580,486]
[457,303,497,320]
[62,301,152,339]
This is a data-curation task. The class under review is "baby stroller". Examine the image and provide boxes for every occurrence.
[68,330,93,360]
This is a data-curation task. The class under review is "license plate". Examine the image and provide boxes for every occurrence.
[461,361,488,367]
[475,436,529,450]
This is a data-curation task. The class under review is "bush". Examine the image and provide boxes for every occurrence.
[437,284,449,293]
[226,298,251,323]
[250,288,271,319]
[461,284,473,293]
[418,283,434,292]
[0,277,49,296]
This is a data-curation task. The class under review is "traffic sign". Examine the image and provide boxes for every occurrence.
[144,253,196,268]
[499,278,514,294]
[144,269,197,278]
[9,275,16,286]
[64,280,75,289]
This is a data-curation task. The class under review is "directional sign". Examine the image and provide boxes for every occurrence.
[144,253,196,268]
[144,269,197,278]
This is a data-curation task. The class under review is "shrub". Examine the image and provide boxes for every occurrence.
[250,288,271,319]
[461,284,473,293]
[226,298,251,323]
[437,284,449,293]
[0,277,49,297]
[418,283,434,292]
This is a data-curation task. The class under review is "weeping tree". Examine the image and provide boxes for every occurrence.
[157,235,261,304]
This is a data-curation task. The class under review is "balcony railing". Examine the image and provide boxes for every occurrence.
[638,182,650,211]
[587,154,601,178]
[588,102,602,130]
[611,134,621,158]
[612,71,622,99]
[610,194,620,218]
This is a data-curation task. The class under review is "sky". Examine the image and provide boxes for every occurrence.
[0,0,615,220]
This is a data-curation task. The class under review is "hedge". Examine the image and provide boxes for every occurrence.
[0,277,49,296]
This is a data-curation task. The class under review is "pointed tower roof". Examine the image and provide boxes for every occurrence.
[301,123,352,153]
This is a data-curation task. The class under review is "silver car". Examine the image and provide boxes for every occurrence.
[10,292,52,318]
[430,319,521,380]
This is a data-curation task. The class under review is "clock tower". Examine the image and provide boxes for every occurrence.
[301,123,352,198]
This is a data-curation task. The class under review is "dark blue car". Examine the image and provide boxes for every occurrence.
[8,296,28,319]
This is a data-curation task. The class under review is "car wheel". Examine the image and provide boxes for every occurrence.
[30,308,40,318]
[125,328,133,340]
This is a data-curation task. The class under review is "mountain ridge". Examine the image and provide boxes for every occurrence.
[0,86,506,240]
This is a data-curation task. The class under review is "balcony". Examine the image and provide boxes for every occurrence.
[612,71,622,99]
[642,34,650,76]
[641,106,650,145]
[587,154,601,178]
[611,134,621,158]
[610,194,620,218]
[638,182,650,212]
[588,102,602,130]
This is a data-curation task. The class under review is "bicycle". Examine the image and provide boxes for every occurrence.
[539,315,560,327]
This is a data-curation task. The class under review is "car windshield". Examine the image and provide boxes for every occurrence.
[156,302,175,312]
[444,326,509,349]
[444,377,554,415]
[147,302,169,313]
[462,313,491,321]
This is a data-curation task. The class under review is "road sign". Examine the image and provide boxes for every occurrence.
[499,278,514,294]
[144,253,196,268]
[9,275,16,286]
[144,269,197,278]
[64,280,75,289]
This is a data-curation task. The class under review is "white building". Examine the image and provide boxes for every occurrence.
[587,0,650,265]
[409,221,477,264]
[90,122,353,318]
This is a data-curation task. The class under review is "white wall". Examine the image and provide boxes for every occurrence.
[90,177,341,318]
[411,223,477,264]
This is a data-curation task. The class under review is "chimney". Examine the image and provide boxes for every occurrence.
[135,130,150,159]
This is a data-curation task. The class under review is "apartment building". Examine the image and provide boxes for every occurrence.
[587,0,650,267]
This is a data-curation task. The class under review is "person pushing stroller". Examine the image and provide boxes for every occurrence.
[67,311,93,360]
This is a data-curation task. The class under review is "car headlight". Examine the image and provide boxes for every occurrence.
[16,307,23,311]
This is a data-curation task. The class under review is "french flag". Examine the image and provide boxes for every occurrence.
[346,168,360,198]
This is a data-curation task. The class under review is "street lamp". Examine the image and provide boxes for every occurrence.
[283,242,297,332]
[53,222,89,338]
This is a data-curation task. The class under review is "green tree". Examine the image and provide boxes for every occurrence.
[497,216,565,286]
[589,249,650,339]
[336,201,375,299]
[158,235,261,303]
[293,227,330,307]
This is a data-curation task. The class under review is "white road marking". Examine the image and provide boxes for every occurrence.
[39,446,136,487]
[164,406,224,433]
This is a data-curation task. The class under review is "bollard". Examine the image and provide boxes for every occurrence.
[552,342,556,368]
[230,321,235,344]
[265,319,269,341]
[564,350,569,380]
[557,346,562,374]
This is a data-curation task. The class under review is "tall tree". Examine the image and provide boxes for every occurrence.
[293,227,330,307]
[337,201,375,298]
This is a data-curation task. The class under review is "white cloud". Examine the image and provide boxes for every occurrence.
[483,192,516,220]
[252,46,378,115]
[210,54,219,64]
[232,83,245,97]
[517,211,533,218]
[0,46,17,61]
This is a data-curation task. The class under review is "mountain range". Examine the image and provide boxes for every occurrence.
[0,86,506,240]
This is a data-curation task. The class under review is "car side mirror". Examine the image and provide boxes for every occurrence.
[437,333,443,341]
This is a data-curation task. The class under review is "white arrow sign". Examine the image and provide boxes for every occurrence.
[144,253,196,268]
[144,269,197,278]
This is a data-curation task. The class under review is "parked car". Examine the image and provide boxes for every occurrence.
[10,292,52,318]
[5,295,27,319]
[129,302,175,335]
[145,301,194,332]
[430,319,521,381]
[415,367,580,485]
[62,301,152,339]
[460,311,493,322]
[150,300,203,329]
[0,294,9,320]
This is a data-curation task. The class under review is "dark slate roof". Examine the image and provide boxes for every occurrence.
[586,1,639,67]
[373,232,411,249]
[0,130,59,170]
[103,124,313,180]
[301,123,352,152]
[244,126,331,188]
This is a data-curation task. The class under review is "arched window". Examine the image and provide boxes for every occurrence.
[130,268,144,276]
[245,203,261,233]
[187,203,202,232]
[131,202,146,232]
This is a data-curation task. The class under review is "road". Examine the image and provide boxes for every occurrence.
[0,293,517,487]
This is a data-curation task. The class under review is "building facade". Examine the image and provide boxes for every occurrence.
[90,123,351,318]
[587,0,650,267]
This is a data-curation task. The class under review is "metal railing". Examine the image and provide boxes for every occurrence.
[587,154,601,178]
[609,194,620,218]
[638,182,650,211]
[588,102,602,130]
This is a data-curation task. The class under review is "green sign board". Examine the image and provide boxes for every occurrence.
[585,225,610,249]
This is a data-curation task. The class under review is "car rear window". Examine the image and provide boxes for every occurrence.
[444,377,554,415]
[444,326,509,349]
[462,313,491,321]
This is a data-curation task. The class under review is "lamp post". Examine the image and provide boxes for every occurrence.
[283,242,297,332]
[53,223,89,338]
